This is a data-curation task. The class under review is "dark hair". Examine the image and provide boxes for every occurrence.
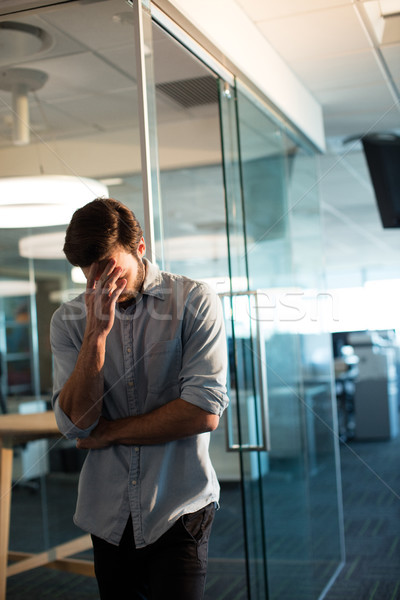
[63,198,143,267]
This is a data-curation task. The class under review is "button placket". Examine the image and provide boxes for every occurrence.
[124,317,143,545]
[122,318,135,415]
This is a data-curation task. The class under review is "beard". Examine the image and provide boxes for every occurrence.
[118,257,145,304]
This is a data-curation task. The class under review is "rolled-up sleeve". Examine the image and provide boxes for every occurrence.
[179,283,229,416]
[50,308,98,439]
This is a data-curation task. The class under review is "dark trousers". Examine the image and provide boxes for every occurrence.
[91,503,215,600]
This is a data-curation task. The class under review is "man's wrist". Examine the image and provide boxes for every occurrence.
[104,418,121,445]
[83,329,108,347]
[106,417,136,446]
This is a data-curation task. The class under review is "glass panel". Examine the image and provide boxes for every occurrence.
[285,140,345,594]
[150,21,249,597]
[219,81,268,600]
[219,76,343,600]
[134,0,164,265]
[233,83,344,599]
[0,0,141,585]
[236,86,314,599]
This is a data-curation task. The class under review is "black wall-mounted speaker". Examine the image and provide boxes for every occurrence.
[361,133,400,228]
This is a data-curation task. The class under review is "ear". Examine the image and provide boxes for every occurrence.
[137,237,146,258]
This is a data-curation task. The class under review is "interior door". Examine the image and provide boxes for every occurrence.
[147,19,251,599]
[218,80,344,599]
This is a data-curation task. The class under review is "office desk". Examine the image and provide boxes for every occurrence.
[0,411,94,600]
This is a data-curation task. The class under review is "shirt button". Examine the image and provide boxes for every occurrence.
[135,447,139,452]
[127,347,132,353]
[128,381,133,387]
[132,480,137,485]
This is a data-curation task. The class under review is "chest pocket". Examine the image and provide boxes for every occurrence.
[145,338,182,393]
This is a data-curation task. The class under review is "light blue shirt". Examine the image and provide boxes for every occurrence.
[50,259,228,548]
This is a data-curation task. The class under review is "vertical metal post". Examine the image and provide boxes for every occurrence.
[131,0,164,267]
[28,258,40,398]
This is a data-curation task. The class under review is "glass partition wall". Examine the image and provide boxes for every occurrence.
[0,1,143,595]
[285,137,345,595]
[216,82,345,599]
[1,1,344,599]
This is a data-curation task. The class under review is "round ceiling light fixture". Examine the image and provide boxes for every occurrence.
[19,231,66,259]
[0,175,108,228]
[0,279,36,297]
[0,22,53,62]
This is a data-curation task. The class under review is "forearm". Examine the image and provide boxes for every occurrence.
[57,257,128,430]
[112,399,219,444]
[77,398,219,449]
[58,332,107,430]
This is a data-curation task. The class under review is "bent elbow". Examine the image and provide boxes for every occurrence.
[205,414,219,433]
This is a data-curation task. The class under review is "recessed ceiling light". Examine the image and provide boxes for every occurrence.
[19,231,65,259]
[379,0,400,17]
[0,175,108,228]
[0,279,36,297]
[0,22,53,62]
[71,267,86,284]
[99,177,124,186]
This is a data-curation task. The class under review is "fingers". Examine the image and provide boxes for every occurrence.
[111,278,127,302]
[86,262,99,291]
[88,259,122,298]
[99,258,117,282]
[87,259,117,290]
[99,267,122,297]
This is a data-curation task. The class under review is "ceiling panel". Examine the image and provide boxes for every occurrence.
[380,43,400,87]
[0,88,142,149]
[319,81,395,114]
[0,101,96,148]
[0,12,87,66]
[323,107,400,137]
[256,5,369,62]
[291,49,385,92]
[44,90,139,132]
[40,3,136,53]
[234,0,353,22]
[13,52,134,101]
[93,43,137,81]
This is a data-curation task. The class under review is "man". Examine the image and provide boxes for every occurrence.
[50,198,228,600]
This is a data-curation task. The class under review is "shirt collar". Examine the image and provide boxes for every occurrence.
[141,257,165,300]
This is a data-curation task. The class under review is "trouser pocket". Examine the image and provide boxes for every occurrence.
[180,502,215,565]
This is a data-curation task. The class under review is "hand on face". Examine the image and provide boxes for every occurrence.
[85,258,127,338]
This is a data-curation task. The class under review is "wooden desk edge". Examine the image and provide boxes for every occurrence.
[0,411,61,445]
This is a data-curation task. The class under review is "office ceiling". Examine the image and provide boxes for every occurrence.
[0,0,399,286]
[235,0,400,283]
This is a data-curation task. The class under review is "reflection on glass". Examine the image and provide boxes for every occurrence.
[0,3,344,598]
[219,82,268,600]
[0,0,141,569]
[0,0,142,404]
[218,80,248,293]
[286,141,345,593]
[235,85,344,599]
[151,20,248,596]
